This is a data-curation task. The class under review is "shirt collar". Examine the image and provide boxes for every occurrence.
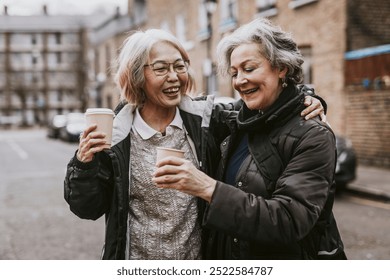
[132,107,183,140]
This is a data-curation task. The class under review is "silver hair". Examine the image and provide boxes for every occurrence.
[114,29,195,105]
[216,18,304,84]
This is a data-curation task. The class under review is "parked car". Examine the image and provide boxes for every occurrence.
[335,135,357,190]
[59,112,86,142]
[47,114,67,139]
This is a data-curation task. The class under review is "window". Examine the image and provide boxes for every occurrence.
[176,15,186,43]
[58,90,63,102]
[300,46,313,86]
[31,34,37,45]
[176,15,194,50]
[0,34,4,49]
[198,2,209,40]
[56,52,62,64]
[133,0,147,23]
[55,33,61,44]
[257,0,276,10]
[256,0,278,17]
[289,0,318,10]
[219,0,237,32]
[32,54,38,65]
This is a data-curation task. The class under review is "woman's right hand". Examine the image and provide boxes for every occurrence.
[76,124,107,163]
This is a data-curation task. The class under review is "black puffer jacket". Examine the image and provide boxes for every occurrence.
[203,85,345,259]
[64,95,232,259]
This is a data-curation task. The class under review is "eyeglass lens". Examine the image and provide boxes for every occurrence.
[150,61,188,76]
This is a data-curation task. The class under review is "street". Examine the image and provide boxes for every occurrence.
[0,128,389,260]
[0,128,104,259]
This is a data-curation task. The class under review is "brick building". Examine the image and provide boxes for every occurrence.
[1,0,388,168]
[0,6,91,126]
[87,8,133,110]
[123,0,390,168]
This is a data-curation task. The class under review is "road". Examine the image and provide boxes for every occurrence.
[0,128,389,260]
[333,193,390,259]
[0,128,104,259]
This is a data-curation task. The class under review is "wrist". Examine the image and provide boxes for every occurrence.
[203,179,217,203]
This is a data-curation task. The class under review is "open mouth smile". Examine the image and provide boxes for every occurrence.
[163,87,180,95]
[240,88,258,95]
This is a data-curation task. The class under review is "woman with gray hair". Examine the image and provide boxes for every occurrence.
[64,26,324,259]
[64,29,217,260]
[153,18,345,259]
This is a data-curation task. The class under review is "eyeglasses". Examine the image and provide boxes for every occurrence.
[144,60,189,76]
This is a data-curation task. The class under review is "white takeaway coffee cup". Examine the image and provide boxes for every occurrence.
[156,147,185,163]
[85,108,114,149]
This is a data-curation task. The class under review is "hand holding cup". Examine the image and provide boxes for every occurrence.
[76,108,114,163]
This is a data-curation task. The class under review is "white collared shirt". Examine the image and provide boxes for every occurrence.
[131,107,183,140]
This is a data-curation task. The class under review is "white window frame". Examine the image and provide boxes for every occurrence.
[289,0,319,10]
[255,0,278,18]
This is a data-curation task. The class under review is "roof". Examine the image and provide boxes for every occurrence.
[89,15,133,45]
[0,13,111,32]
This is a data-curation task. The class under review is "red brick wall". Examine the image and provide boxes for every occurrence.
[347,0,390,51]
[346,89,390,168]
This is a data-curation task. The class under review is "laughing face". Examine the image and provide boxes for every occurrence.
[230,43,287,111]
[142,41,188,113]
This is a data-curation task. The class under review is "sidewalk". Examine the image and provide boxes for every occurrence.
[346,165,390,201]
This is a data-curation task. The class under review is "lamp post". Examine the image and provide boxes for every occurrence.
[204,0,217,95]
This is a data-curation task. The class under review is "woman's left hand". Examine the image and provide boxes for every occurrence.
[152,157,216,203]
[301,96,327,122]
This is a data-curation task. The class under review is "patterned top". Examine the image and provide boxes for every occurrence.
[128,108,201,260]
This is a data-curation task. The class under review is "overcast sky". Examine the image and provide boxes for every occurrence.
[1,0,128,15]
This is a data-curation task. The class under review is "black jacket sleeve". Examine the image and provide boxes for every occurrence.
[64,151,113,220]
[203,123,336,245]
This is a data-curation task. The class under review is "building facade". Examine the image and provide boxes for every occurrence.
[0,7,91,126]
[1,0,388,167]
[124,0,390,168]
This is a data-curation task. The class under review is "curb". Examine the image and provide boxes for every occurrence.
[345,183,390,202]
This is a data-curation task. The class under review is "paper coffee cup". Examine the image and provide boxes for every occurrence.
[156,147,185,162]
[85,108,114,149]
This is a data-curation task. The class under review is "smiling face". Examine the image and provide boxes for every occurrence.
[142,41,188,114]
[230,43,287,111]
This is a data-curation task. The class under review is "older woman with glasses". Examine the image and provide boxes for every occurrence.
[64,28,325,260]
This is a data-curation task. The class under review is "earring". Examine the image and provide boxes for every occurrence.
[281,78,288,88]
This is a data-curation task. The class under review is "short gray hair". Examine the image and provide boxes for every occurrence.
[114,29,195,105]
[216,18,304,84]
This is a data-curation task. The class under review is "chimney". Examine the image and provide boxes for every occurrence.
[4,5,8,15]
[43,5,48,15]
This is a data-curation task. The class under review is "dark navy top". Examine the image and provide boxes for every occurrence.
[224,134,250,185]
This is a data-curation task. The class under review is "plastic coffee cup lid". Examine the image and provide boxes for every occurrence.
[85,108,114,115]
